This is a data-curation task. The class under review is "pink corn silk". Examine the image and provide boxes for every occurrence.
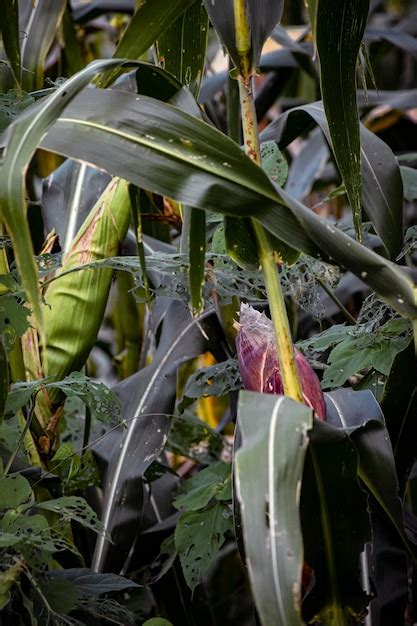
[236,304,326,421]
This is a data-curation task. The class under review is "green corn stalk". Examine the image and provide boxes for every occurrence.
[113,270,145,379]
[31,178,131,444]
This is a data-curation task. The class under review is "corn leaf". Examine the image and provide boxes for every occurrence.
[235,392,312,626]
[157,1,208,99]
[97,0,195,88]
[301,420,371,623]
[92,301,215,572]
[21,0,67,91]
[38,87,417,319]
[0,59,127,339]
[0,0,21,88]
[314,0,370,241]
[261,102,404,260]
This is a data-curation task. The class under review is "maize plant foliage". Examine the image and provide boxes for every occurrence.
[0,0,417,624]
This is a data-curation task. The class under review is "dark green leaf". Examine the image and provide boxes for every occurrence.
[301,420,371,623]
[262,102,404,260]
[315,0,370,240]
[0,0,21,88]
[91,302,213,572]
[175,502,233,591]
[174,462,232,511]
[179,358,242,412]
[0,474,32,509]
[352,420,417,561]
[47,568,140,596]
[98,0,195,88]
[0,59,129,336]
[40,89,417,318]
[33,496,107,536]
[40,87,320,257]
[157,1,208,98]
[5,373,120,423]
[235,392,312,626]
[167,413,225,464]
[40,579,78,615]
[400,165,417,201]
[322,318,412,389]
[21,0,67,91]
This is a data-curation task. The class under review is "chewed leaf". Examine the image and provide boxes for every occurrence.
[0,474,32,510]
[174,462,232,511]
[34,496,108,537]
[175,502,233,591]
[261,141,288,186]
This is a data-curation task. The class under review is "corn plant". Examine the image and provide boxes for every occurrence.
[1,0,417,624]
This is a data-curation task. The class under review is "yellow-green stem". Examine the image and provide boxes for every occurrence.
[234,0,303,402]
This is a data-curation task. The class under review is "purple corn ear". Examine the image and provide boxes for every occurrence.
[235,304,326,421]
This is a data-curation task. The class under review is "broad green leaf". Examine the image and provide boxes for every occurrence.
[0,293,31,351]
[381,341,417,489]
[224,216,259,271]
[175,502,233,591]
[0,531,21,547]
[315,0,370,241]
[325,388,417,564]
[5,373,121,424]
[157,1,208,99]
[261,102,404,260]
[179,358,242,412]
[319,318,412,389]
[301,421,371,623]
[41,88,319,255]
[33,496,107,537]
[351,420,417,561]
[40,579,78,615]
[168,413,224,464]
[91,302,211,572]
[297,324,350,354]
[47,568,140,596]
[39,88,417,318]
[0,59,127,338]
[174,462,232,511]
[322,328,411,389]
[400,165,417,201]
[260,140,288,187]
[235,392,312,626]
[143,619,174,626]
[0,0,21,88]
[21,0,67,91]
[0,474,32,509]
[98,0,195,88]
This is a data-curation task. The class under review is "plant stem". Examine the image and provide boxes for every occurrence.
[317,278,357,325]
[233,0,303,402]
